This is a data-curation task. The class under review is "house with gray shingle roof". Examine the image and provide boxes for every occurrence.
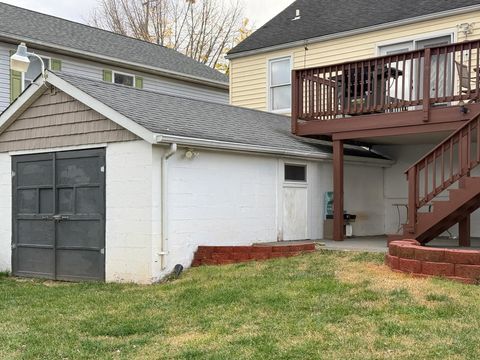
[0,70,391,283]
[227,0,480,248]
[0,2,229,113]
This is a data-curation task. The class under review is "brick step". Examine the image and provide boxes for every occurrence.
[192,243,316,267]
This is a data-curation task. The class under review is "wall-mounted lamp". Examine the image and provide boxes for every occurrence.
[10,42,46,81]
[184,148,199,159]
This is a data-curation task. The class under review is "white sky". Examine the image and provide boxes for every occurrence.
[0,0,295,29]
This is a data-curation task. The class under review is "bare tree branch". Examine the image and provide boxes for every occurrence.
[88,0,250,72]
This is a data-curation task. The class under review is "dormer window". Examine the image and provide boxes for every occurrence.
[269,56,291,113]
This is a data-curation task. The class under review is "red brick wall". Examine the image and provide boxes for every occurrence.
[192,244,316,267]
[386,240,480,284]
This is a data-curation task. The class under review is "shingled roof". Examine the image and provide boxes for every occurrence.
[45,72,386,160]
[228,0,480,56]
[0,2,228,85]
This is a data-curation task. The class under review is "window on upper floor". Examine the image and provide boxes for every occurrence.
[103,69,143,89]
[113,71,135,87]
[269,57,291,113]
[23,56,50,90]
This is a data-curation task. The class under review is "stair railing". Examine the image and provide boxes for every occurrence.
[404,112,480,234]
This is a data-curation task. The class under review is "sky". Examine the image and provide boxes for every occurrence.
[0,0,295,29]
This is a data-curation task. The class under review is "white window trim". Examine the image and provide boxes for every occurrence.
[21,55,51,92]
[112,70,136,87]
[284,162,308,185]
[267,56,292,113]
[375,29,457,55]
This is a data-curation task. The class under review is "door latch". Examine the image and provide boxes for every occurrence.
[52,215,70,222]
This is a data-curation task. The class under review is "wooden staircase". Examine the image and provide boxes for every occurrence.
[393,113,480,245]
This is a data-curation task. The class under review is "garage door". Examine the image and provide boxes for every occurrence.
[12,149,106,281]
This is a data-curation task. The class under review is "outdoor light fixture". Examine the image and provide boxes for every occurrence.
[10,42,46,80]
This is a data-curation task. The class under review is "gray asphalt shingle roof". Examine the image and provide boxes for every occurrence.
[54,72,386,159]
[0,2,228,84]
[229,0,480,55]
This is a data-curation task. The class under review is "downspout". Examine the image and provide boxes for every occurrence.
[159,143,177,270]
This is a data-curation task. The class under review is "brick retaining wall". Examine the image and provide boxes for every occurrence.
[192,243,316,267]
[386,240,480,284]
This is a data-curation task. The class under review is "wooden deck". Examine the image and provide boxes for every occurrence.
[292,39,480,143]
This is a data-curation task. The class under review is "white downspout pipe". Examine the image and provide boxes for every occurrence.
[159,143,177,270]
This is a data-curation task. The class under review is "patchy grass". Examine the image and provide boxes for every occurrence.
[1,250,480,359]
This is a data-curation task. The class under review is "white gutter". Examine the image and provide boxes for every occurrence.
[0,33,229,90]
[159,143,177,270]
[226,5,480,60]
[154,134,394,167]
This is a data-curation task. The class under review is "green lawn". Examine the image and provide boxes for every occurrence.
[1,250,480,359]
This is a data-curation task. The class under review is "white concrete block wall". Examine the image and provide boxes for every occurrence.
[345,164,385,235]
[161,148,388,271]
[105,140,156,284]
[164,150,279,270]
[0,152,11,272]
[315,162,386,237]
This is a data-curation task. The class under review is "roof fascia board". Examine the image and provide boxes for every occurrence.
[226,5,480,59]
[46,72,156,143]
[155,134,394,166]
[0,33,229,89]
[0,81,49,135]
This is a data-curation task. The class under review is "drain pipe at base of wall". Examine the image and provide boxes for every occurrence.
[159,143,177,270]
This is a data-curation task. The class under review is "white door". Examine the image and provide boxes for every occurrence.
[282,186,308,241]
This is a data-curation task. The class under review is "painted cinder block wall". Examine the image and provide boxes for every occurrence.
[0,152,11,272]
[0,138,390,281]
[163,148,387,271]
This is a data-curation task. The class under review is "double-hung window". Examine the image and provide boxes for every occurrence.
[269,57,291,112]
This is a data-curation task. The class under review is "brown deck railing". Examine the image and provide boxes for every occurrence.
[404,112,480,233]
[292,39,480,128]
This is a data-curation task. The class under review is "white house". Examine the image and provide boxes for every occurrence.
[0,72,391,283]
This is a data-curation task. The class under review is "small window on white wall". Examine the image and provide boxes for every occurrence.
[285,164,306,182]
[269,57,291,112]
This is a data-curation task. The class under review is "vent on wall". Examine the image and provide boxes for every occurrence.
[292,9,301,21]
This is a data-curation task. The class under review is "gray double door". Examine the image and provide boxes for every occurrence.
[12,149,106,281]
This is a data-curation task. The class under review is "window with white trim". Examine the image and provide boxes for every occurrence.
[269,57,291,112]
[285,164,306,182]
[113,71,135,87]
[23,56,50,90]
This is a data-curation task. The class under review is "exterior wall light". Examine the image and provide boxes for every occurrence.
[184,149,199,159]
[10,42,46,80]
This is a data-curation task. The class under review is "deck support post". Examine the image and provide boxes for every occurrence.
[459,215,471,247]
[333,140,344,241]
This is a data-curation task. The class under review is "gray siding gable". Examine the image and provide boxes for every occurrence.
[0,42,228,114]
